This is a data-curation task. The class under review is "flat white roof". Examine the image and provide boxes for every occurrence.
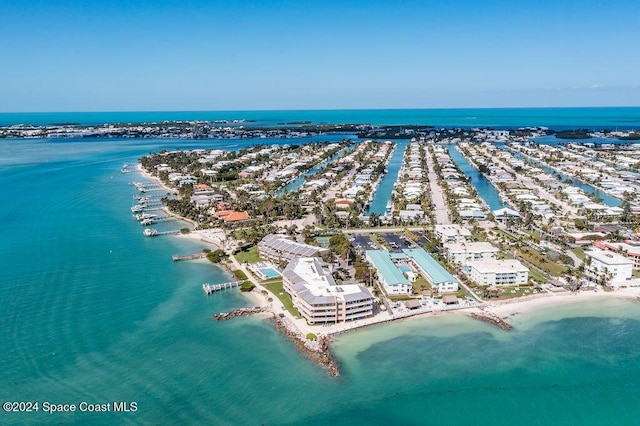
[468,259,529,274]
[444,242,498,253]
[586,249,634,266]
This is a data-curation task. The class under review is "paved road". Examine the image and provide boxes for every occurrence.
[425,148,451,225]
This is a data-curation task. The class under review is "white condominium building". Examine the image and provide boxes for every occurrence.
[434,225,472,244]
[466,259,529,287]
[282,258,374,324]
[444,242,499,265]
[585,249,633,283]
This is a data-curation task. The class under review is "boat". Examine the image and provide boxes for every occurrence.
[134,213,157,221]
[140,219,155,226]
[385,201,392,215]
[131,205,145,213]
[143,228,158,237]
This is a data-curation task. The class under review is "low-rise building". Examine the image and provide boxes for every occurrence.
[282,258,374,324]
[444,242,499,265]
[365,250,412,294]
[434,224,472,244]
[466,259,529,287]
[258,234,330,263]
[584,248,634,283]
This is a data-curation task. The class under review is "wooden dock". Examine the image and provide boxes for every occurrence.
[203,281,243,294]
[173,253,207,261]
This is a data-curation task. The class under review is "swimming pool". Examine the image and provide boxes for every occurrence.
[260,268,280,278]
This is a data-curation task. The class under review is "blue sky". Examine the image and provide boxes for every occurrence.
[1,0,639,111]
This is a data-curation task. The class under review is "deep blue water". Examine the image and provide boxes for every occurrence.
[2,113,640,424]
[2,106,640,129]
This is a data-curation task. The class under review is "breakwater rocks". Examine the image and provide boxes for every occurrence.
[270,316,340,377]
[469,310,513,330]
[212,307,267,321]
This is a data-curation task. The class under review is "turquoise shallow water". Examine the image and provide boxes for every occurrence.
[2,132,640,424]
[2,106,640,129]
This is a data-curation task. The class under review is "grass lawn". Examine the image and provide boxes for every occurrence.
[529,269,547,284]
[488,285,540,300]
[234,246,263,264]
[412,276,431,293]
[263,279,299,317]
[571,247,586,261]
[518,247,568,277]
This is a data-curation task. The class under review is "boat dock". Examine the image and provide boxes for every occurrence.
[203,281,243,294]
[144,228,180,237]
[173,252,207,261]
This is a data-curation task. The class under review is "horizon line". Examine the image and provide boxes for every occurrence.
[1,105,640,115]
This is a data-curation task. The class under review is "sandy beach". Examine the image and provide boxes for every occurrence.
[485,288,640,318]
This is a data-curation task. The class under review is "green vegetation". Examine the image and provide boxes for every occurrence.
[554,129,592,139]
[571,247,586,261]
[234,246,263,264]
[206,249,228,263]
[180,227,190,234]
[412,276,431,293]
[263,279,299,317]
[518,247,568,277]
[233,269,248,280]
[306,333,317,341]
[240,281,255,292]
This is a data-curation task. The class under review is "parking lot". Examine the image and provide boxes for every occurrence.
[351,235,378,253]
[381,233,413,252]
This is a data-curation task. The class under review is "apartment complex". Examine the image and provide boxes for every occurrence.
[258,234,330,264]
[282,257,374,324]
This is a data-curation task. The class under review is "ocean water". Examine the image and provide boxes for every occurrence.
[2,106,640,129]
[2,124,640,424]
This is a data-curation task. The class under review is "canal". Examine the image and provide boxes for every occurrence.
[366,140,409,215]
[279,144,355,194]
[504,146,623,207]
[446,144,506,211]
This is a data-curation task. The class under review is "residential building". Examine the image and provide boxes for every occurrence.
[258,234,330,264]
[282,258,374,324]
[466,259,529,286]
[365,250,412,294]
[434,224,472,244]
[584,248,633,283]
[444,242,499,265]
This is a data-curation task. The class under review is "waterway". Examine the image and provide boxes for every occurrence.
[504,147,623,207]
[446,144,506,210]
[279,144,355,194]
[366,140,409,215]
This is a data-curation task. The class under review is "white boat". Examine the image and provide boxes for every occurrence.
[140,219,155,226]
[143,228,158,237]
[135,213,157,221]
[131,205,145,213]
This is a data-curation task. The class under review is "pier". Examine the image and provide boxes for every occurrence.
[203,281,243,294]
[143,228,180,237]
[172,252,207,261]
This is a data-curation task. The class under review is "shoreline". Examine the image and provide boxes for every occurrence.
[133,160,640,373]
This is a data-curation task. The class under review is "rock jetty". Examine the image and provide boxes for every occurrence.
[469,310,512,330]
[270,315,340,377]
[212,307,267,321]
